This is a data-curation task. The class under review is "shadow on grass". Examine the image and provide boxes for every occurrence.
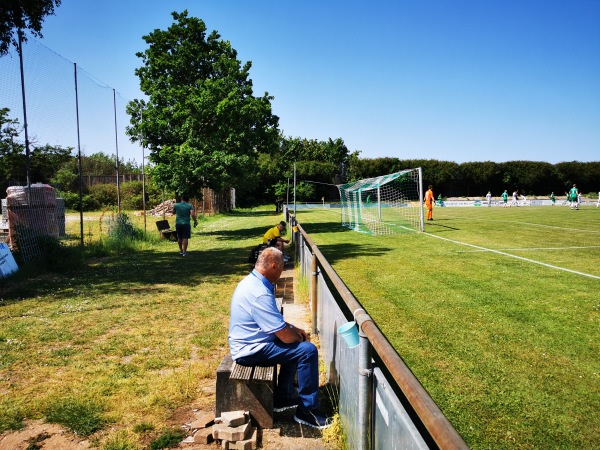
[201,225,272,241]
[0,244,255,304]
[296,221,350,235]
[424,221,461,232]
[225,210,283,218]
[314,242,393,265]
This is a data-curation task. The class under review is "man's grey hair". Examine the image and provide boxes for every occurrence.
[256,247,284,270]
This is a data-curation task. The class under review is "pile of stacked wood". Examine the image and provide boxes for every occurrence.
[147,199,176,216]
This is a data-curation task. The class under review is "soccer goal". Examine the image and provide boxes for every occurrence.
[337,168,424,235]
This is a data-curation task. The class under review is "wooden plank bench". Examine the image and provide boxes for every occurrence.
[155,220,177,241]
[216,354,277,428]
[215,298,283,428]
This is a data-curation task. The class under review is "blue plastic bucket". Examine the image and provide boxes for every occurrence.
[338,321,360,348]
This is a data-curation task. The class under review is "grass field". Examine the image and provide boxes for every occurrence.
[0,209,301,449]
[1,205,598,449]
[294,204,600,449]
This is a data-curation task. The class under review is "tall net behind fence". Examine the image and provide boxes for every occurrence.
[0,36,143,258]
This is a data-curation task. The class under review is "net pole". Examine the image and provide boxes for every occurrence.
[418,167,424,232]
[141,107,147,232]
[377,186,382,220]
[74,63,84,247]
[17,29,32,189]
[113,89,121,213]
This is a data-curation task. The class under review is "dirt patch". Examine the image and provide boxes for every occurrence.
[0,420,90,450]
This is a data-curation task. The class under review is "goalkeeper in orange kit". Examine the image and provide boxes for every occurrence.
[425,185,434,221]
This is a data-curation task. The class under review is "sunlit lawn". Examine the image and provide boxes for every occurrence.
[0,207,285,446]
[295,205,600,450]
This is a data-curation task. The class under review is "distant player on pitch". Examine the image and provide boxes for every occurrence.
[424,185,434,220]
[569,184,579,210]
[486,191,492,206]
[511,190,519,207]
[501,190,509,208]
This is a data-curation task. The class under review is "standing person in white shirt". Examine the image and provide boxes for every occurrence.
[486,191,492,206]
[511,190,519,207]
[596,191,600,208]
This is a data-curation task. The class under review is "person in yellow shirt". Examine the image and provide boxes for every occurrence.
[263,221,290,253]
[424,185,434,221]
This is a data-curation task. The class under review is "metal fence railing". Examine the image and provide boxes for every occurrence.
[288,209,468,450]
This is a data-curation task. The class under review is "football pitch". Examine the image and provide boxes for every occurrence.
[294,205,599,449]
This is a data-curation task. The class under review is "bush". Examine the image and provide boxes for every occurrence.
[89,184,118,207]
[59,191,99,211]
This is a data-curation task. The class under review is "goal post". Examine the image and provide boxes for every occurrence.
[337,168,424,235]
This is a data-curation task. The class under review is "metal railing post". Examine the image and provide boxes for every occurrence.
[311,252,318,335]
[357,312,373,450]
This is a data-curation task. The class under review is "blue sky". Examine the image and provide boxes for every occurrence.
[25,1,600,163]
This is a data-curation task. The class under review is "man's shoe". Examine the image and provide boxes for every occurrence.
[273,397,298,412]
[293,407,333,429]
[182,252,187,256]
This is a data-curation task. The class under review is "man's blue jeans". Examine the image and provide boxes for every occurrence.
[236,341,320,411]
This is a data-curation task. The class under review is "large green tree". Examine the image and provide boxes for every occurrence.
[126,11,279,198]
[0,0,61,55]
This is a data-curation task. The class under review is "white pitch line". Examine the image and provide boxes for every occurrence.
[425,233,600,280]
[456,245,600,253]
[460,217,600,234]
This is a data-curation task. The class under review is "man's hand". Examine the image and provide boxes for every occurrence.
[275,323,309,343]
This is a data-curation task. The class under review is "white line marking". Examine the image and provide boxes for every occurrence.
[426,233,600,280]
[456,246,600,253]
[454,217,600,234]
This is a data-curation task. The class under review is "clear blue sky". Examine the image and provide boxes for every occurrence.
[36,0,600,164]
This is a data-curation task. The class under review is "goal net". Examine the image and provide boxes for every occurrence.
[337,168,424,235]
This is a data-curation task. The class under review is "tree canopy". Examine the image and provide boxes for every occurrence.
[0,0,61,55]
[126,10,279,197]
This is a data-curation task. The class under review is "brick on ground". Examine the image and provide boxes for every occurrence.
[193,426,214,444]
[219,410,248,428]
[227,427,258,450]
[213,421,252,442]
[189,411,215,430]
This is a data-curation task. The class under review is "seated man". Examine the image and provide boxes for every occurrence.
[263,221,290,255]
[228,247,333,429]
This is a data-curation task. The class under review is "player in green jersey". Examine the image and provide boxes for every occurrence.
[501,190,509,208]
[568,184,579,210]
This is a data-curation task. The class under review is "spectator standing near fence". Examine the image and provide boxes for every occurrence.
[569,184,579,210]
[501,190,509,208]
[173,194,197,256]
[228,247,333,429]
[425,185,434,220]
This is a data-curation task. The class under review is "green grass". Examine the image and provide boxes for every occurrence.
[295,205,600,450]
[0,207,286,447]
[2,205,597,449]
